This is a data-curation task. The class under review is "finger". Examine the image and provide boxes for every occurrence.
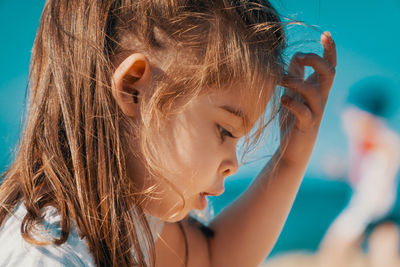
[280,75,308,95]
[280,76,323,113]
[296,53,335,78]
[321,31,337,68]
[279,75,304,102]
[288,53,305,79]
[281,95,313,128]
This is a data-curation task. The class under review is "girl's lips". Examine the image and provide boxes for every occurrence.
[201,190,224,197]
[198,190,224,210]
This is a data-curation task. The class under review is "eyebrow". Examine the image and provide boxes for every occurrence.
[218,105,248,125]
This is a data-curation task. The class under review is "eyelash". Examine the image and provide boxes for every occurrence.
[217,124,235,142]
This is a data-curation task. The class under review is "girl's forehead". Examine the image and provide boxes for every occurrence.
[205,77,274,100]
[201,81,274,126]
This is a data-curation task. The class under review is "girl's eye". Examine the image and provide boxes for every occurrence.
[217,124,235,142]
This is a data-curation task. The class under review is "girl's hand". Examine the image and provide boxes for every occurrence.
[278,32,337,164]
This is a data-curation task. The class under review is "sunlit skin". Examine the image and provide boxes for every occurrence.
[125,86,267,222]
[113,32,336,266]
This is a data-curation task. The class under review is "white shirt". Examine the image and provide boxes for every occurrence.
[0,204,164,266]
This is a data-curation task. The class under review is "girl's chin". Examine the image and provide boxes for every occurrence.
[159,209,190,223]
[144,196,201,222]
[146,205,191,223]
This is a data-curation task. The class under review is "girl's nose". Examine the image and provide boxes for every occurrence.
[220,155,239,178]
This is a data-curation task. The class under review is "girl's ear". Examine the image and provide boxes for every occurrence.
[112,53,151,117]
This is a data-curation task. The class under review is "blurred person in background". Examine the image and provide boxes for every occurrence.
[318,76,400,267]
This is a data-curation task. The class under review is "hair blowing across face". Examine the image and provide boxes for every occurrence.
[0,0,285,266]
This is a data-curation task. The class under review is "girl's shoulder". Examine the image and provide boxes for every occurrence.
[0,204,165,266]
[0,204,95,267]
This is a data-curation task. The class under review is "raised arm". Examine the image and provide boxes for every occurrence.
[207,32,337,267]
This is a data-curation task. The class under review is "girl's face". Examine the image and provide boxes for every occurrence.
[128,85,266,222]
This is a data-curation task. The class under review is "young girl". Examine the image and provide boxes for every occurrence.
[0,0,336,266]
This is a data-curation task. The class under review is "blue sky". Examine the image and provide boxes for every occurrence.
[0,0,399,178]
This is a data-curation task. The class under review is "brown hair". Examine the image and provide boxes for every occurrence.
[0,0,286,266]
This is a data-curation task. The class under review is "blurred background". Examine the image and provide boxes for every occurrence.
[1,0,399,266]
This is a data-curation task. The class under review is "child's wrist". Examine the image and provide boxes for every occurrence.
[276,145,311,168]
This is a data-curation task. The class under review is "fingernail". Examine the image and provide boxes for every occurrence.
[322,31,334,44]
[323,31,332,38]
